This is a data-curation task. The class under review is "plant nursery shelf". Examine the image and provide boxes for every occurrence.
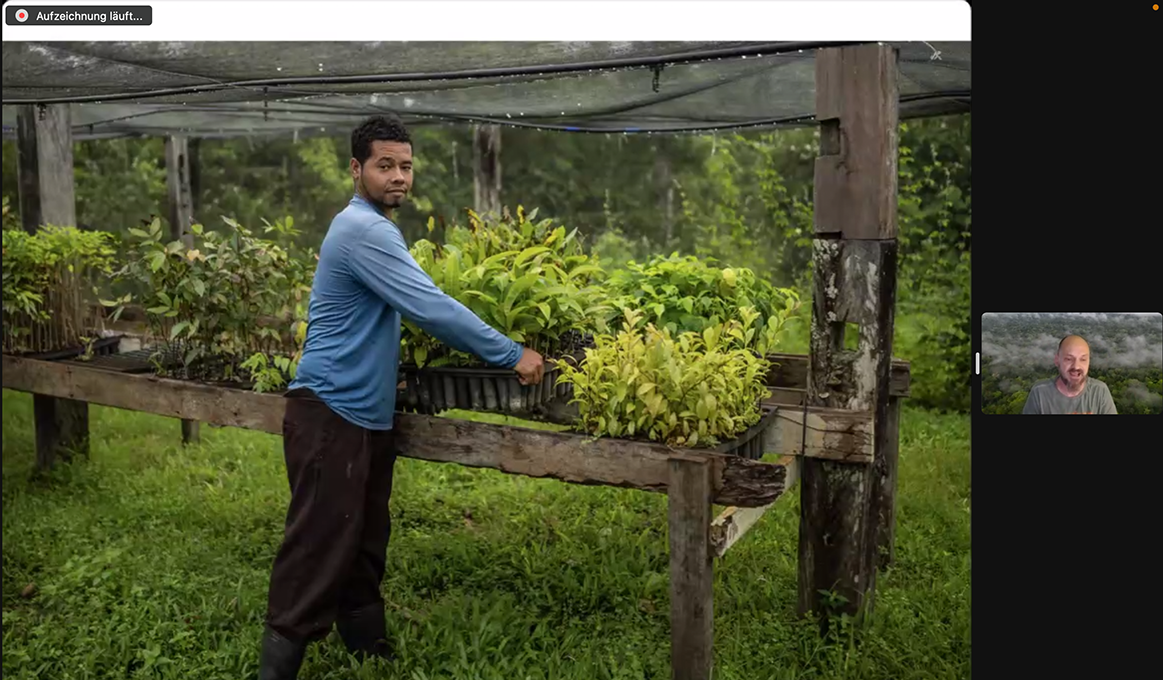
[3,354,875,507]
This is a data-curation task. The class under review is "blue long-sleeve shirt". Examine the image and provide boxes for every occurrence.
[288,194,524,430]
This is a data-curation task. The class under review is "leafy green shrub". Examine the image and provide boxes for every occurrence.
[3,225,116,353]
[895,118,972,412]
[555,308,772,447]
[445,206,603,283]
[401,206,609,368]
[105,215,314,383]
[604,253,801,357]
[2,195,20,231]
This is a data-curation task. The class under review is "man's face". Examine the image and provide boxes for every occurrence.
[352,140,413,210]
[1054,339,1090,388]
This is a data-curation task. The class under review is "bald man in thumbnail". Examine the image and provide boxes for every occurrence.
[1022,335,1117,414]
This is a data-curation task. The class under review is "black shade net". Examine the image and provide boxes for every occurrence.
[2,41,969,139]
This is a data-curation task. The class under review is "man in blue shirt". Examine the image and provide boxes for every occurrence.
[259,115,544,679]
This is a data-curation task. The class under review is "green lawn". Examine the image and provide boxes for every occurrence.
[2,389,969,679]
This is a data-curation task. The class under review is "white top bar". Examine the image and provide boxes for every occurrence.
[2,1,971,41]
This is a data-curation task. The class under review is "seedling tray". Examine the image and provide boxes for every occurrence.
[711,404,779,459]
[397,362,572,415]
[22,335,123,361]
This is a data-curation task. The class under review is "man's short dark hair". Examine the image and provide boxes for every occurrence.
[351,115,411,165]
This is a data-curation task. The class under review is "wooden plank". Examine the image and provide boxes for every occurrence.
[473,123,501,215]
[710,455,798,558]
[668,456,713,680]
[799,43,900,627]
[1,356,792,508]
[762,406,873,463]
[15,103,88,471]
[166,135,200,445]
[764,353,909,397]
[763,386,805,406]
[813,43,899,240]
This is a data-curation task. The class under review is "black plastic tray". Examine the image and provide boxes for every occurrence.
[22,335,123,361]
[711,404,779,459]
[397,361,572,415]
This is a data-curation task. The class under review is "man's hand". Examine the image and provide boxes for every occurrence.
[514,347,544,385]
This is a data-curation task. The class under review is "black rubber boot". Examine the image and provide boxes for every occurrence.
[336,603,394,661]
[258,625,306,680]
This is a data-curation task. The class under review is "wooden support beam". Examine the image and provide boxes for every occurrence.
[473,123,501,216]
[2,356,792,508]
[762,406,874,463]
[165,134,200,445]
[873,396,903,569]
[765,353,909,397]
[15,104,89,471]
[668,456,714,680]
[807,240,898,414]
[165,135,195,240]
[710,455,799,558]
[813,44,899,241]
[799,43,900,627]
[16,104,77,232]
[15,107,41,234]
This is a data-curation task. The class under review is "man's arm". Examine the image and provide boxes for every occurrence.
[347,220,523,368]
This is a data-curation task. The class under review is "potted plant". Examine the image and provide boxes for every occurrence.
[398,206,609,414]
[3,223,121,358]
[104,215,314,386]
[554,308,778,458]
[604,253,802,372]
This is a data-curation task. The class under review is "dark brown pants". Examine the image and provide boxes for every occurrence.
[265,389,398,642]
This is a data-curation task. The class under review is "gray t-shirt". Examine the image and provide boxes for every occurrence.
[1021,377,1117,414]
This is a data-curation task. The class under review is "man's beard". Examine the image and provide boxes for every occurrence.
[1062,370,1086,387]
[359,178,404,213]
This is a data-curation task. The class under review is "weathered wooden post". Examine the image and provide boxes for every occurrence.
[798,43,900,626]
[15,103,91,471]
[873,396,903,569]
[668,456,714,680]
[165,134,201,445]
[472,124,501,215]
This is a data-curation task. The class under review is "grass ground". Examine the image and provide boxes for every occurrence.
[2,389,969,679]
